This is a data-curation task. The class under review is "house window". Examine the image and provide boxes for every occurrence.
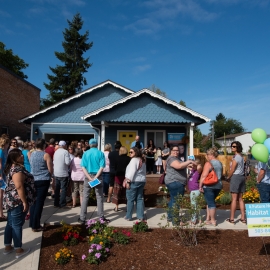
[145,130,165,148]
[1,126,8,136]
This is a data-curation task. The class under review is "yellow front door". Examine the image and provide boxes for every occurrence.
[119,131,136,152]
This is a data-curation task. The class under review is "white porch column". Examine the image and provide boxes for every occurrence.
[101,121,106,151]
[189,122,194,156]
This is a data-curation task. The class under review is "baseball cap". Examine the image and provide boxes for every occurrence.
[58,140,66,146]
[89,138,97,145]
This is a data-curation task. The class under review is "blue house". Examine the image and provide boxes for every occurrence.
[19,80,210,154]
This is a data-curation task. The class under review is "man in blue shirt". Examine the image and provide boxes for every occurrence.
[257,156,270,203]
[78,138,109,223]
[130,135,143,149]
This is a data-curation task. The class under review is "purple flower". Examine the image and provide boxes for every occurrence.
[92,229,97,234]
[105,248,110,252]
[95,253,101,259]
[91,244,97,248]
[88,249,93,253]
[96,245,102,250]
[82,254,86,260]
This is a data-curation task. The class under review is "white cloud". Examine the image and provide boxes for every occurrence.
[0,9,11,17]
[133,64,151,74]
[124,18,161,35]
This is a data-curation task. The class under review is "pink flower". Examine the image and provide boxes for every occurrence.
[82,254,86,260]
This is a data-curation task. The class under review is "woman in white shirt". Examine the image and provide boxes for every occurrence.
[124,147,146,221]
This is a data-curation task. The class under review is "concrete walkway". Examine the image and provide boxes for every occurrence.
[0,197,247,270]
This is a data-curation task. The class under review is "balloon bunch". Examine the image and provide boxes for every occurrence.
[251,128,270,163]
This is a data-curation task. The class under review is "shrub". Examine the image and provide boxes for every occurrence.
[113,229,131,245]
[86,218,107,235]
[243,187,260,203]
[59,221,82,246]
[55,248,74,265]
[82,244,110,265]
[215,190,231,205]
[160,193,205,246]
[89,234,111,248]
[133,220,148,233]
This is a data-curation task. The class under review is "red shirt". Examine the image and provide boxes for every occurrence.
[45,145,55,159]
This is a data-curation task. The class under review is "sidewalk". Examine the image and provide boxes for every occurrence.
[0,197,247,270]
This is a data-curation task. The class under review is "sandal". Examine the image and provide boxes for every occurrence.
[239,219,247,224]
[71,205,76,208]
[225,218,235,225]
[205,220,216,226]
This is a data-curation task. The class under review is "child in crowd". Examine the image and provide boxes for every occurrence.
[70,148,85,208]
[188,159,202,225]
[155,147,162,174]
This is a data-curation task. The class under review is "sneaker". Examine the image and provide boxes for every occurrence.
[3,247,14,255]
[15,248,31,259]
[77,218,85,224]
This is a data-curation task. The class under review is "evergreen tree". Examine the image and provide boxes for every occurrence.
[0,41,29,79]
[43,13,93,108]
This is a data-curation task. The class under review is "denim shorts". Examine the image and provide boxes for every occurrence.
[203,188,221,209]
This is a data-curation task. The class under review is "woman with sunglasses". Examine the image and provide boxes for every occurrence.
[225,141,246,224]
[124,147,146,221]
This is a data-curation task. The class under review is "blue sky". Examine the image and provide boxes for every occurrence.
[1,0,270,135]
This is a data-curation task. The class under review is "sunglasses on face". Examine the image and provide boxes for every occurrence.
[11,142,17,144]
[231,145,237,148]
[129,151,134,154]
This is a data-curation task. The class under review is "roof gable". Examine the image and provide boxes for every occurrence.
[20,80,134,123]
[82,89,210,124]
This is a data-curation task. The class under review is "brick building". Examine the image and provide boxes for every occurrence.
[0,64,40,140]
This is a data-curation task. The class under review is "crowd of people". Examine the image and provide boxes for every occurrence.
[1,132,270,260]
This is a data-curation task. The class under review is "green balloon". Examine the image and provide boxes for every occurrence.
[252,128,267,143]
[251,144,269,163]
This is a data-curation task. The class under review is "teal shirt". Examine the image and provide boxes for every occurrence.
[0,149,6,180]
[81,148,105,173]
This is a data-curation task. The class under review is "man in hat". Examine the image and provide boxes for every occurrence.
[53,140,71,208]
[78,138,109,223]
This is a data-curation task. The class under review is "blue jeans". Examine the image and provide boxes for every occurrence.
[4,204,27,249]
[102,172,110,196]
[30,180,50,229]
[54,176,69,207]
[126,182,145,220]
[166,181,185,221]
[257,182,270,203]
[203,188,220,209]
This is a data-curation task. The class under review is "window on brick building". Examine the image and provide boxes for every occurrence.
[1,126,8,136]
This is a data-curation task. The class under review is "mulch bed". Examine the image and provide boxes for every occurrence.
[39,225,270,270]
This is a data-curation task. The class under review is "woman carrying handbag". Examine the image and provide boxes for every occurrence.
[199,147,222,226]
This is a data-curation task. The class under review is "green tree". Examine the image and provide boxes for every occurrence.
[213,113,245,139]
[0,41,29,79]
[148,84,167,97]
[43,13,93,108]
[193,126,203,150]
[179,100,186,107]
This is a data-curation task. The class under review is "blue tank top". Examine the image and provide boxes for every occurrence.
[22,149,31,172]
[30,151,50,181]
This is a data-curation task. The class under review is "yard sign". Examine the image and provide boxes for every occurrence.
[245,203,270,237]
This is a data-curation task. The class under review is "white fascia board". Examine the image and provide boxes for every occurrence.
[19,80,134,123]
[81,88,211,122]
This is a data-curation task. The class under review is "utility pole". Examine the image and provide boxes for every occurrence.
[210,121,214,147]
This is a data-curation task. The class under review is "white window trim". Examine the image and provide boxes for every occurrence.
[144,130,166,147]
